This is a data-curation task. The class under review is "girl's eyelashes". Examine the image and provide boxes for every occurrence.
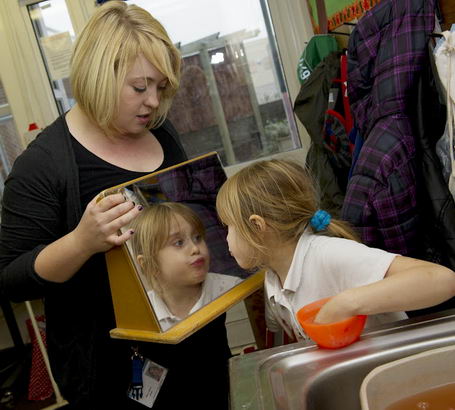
[171,235,203,248]
[168,231,204,248]
[133,86,147,93]
[173,239,184,247]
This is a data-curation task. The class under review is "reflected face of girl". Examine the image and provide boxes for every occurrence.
[115,54,168,137]
[156,214,210,289]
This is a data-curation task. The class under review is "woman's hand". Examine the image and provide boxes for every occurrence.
[72,193,142,256]
[34,193,143,283]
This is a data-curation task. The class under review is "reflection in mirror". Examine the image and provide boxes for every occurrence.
[129,202,243,331]
[109,154,250,331]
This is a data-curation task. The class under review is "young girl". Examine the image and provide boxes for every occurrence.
[216,159,455,340]
[129,202,242,331]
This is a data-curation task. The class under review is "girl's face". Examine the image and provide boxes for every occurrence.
[156,214,210,289]
[226,225,256,270]
[114,54,168,138]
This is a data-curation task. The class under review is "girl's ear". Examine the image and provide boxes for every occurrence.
[136,254,145,269]
[249,214,266,232]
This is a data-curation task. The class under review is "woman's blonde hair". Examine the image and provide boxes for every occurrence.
[70,1,181,134]
[216,159,358,268]
[129,202,205,291]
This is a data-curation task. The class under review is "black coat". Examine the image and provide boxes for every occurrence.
[294,51,348,216]
[413,47,455,269]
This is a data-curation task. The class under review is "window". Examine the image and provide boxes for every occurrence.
[126,0,301,166]
[0,80,22,196]
[27,0,76,114]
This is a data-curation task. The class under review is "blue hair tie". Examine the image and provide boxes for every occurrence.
[310,210,331,232]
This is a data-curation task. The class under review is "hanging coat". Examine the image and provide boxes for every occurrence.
[341,0,435,257]
[407,44,455,316]
[294,51,351,216]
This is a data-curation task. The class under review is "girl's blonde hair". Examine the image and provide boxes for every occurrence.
[216,159,358,268]
[129,202,205,291]
[70,1,181,134]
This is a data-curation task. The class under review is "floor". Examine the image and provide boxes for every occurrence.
[0,365,59,410]
[0,345,59,410]
[3,393,57,410]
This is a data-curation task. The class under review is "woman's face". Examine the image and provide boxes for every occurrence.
[115,54,168,138]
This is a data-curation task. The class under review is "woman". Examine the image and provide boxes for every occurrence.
[0,2,230,409]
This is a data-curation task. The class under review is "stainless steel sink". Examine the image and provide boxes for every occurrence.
[229,310,455,409]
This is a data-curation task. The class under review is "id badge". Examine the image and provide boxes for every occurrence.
[127,358,168,408]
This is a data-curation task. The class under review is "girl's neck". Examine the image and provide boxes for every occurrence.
[162,284,202,318]
[266,239,298,288]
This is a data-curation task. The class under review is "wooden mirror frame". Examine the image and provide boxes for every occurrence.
[99,152,265,344]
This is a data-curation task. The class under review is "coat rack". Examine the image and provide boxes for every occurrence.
[311,0,382,34]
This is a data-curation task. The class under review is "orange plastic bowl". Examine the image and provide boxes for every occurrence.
[296,297,367,349]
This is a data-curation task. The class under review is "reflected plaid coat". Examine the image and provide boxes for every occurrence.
[341,0,435,256]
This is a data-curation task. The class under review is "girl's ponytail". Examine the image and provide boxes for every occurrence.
[308,209,359,242]
[325,218,360,242]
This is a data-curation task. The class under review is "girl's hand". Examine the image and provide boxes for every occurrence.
[72,193,142,257]
[313,293,356,324]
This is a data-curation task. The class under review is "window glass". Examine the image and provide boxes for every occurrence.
[0,80,23,197]
[0,81,7,105]
[28,0,76,114]
[126,0,301,165]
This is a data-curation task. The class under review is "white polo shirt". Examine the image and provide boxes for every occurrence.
[148,273,243,331]
[265,233,408,340]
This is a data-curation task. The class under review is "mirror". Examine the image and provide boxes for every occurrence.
[99,152,264,344]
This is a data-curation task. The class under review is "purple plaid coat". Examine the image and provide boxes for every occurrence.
[341,0,435,256]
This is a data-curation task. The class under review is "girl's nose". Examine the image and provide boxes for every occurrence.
[190,240,200,254]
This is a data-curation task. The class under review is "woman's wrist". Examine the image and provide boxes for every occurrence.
[67,229,97,260]
[34,231,95,283]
